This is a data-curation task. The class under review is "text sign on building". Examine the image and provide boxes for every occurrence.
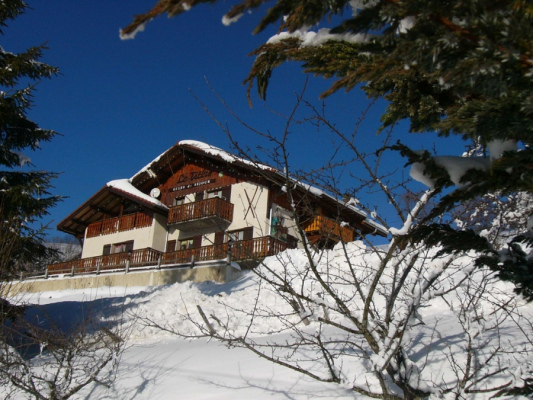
[171,169,217,192]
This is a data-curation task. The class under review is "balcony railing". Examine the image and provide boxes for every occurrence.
[168,197,233,226]
[47,248,163,275]
[46,236,293,277]
[163,236,291,264]
[302,215,355,243]
[86,212,153,238]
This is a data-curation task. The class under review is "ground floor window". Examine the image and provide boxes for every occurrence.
[167,236,202,252]
[103,240,134,255]
[180,238,195,250]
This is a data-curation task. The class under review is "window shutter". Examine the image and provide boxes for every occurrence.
[215,231,225,245]
[166,240,176,252]
[244,227,253,240]
[193,235,202,249]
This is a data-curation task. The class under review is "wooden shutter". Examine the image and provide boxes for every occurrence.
[243,227,253,240]
[193,235,202,249]
[166,240,176,252]
[215,231,225,245]
[222,186,231,201]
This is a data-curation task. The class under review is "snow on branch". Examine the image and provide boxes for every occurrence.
[267,28,370,47]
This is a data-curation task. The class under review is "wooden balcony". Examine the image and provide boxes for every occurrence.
[168,197,233,231]
[46,236,293,276]
[86,212,153,238]
[47,248,163,275]
[302,215,355,245]
[163,236,292,265]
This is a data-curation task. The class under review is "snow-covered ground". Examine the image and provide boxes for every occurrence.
[12,276,360,400]
[6,243,533,399]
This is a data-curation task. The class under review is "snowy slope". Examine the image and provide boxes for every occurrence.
[6,243,533,399]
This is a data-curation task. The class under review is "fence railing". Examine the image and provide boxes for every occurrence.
[45,236,294,278]
[47,248,162,275]
[86,212,153,238]
[168,197,234,225]
[163,236,291,265]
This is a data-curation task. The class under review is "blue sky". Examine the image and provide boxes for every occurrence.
[4,1,459,239]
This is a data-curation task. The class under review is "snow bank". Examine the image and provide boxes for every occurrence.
[9,240,533,399]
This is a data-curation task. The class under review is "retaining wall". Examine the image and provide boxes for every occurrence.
[7,263,241,295]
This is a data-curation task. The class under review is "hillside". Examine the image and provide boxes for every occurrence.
[5,242,533,399]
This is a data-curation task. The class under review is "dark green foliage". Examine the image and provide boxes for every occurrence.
[0,0,60,278]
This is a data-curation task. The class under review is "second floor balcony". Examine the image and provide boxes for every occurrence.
[168,197,234,231]
[86,212,153,238]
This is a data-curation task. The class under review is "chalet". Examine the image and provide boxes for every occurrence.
[49,140,386,282]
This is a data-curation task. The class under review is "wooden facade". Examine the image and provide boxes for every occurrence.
[52,141,386,279]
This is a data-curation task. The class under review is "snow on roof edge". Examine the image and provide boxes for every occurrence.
[178,140,276,171]
[107,179,168,210]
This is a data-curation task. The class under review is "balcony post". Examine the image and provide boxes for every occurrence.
[190,254,195,268]
[71,265,75,277]
[96,263,101,275]
[45,267,49,279]
[125,250,132,274]
[157,254,162,269]
[226,238,233,265]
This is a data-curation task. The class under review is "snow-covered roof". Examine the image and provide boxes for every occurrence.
[107,179,168,210]
[131,140,275,182]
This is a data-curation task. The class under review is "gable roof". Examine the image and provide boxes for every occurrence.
[57,140,388,237]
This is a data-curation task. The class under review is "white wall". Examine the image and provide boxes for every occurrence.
[81,214,167,258]
[228,181,270,237]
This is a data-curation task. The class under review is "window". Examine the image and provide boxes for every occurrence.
[179,235,202,250]
[227,227,253,242]
[103,240,134,255]
[112,240,134,254]
[180,238,194,250]
[207,189,222,199]
[174,196,185,206]
[206,186,231,200]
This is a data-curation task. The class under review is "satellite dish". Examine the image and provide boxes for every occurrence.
[150,188,161,199]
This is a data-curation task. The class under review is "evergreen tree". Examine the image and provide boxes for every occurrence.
[123,0,533,299]
[0,0,59,279]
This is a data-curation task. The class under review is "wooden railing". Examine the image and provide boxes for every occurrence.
[163,236,291,265]
[168,197,234,225]
[302,215,355,243]
[47,248,162,275]
[86,212,153,238]
[46,236,294,277]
